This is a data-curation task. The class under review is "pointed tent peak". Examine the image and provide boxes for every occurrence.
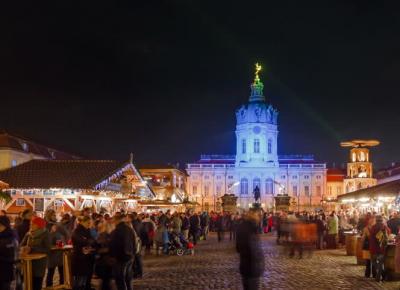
[249,62,265,102]
[129,153,134,163]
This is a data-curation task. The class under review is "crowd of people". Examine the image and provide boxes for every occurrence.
[1,207,400,290]
[0,208,215,290]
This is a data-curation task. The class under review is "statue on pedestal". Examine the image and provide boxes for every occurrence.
[253,186,261,203]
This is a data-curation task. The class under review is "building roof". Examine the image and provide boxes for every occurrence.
[189,154,324,165]
[337,179,400,201]
[0,159,130,189]
[327,168,346,182]
[0,130,80,160]
[376,162,400,180]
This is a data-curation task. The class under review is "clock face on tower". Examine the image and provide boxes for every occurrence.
[253,126,261,134]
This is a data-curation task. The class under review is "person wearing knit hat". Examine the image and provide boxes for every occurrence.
[0,215,18,290]
[20,216,50,290]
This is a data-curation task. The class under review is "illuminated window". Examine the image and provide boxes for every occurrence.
[240,178,248,195]
[204,185,209,196]
[316,186,321,196]
[254,139,260,153]
[242,139,246,154]
[265,178,274,195]
[304,185,310,196]
[21,142,29,152]
[268,139,272,154]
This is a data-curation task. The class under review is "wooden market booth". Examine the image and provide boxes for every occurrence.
[0,158,155,215]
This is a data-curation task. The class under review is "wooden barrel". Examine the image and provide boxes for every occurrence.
[345,234,357,256]
[356,236,365,265]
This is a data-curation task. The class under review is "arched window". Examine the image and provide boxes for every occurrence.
[265,178,274,195]
[268,139,272,154]
[254,139,260,153]
[253,178,261,191]
[240,178,248,195]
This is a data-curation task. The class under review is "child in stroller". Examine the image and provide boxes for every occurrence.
[168,232,194,256]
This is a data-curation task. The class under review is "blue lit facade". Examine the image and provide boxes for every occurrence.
[186,75,327,211]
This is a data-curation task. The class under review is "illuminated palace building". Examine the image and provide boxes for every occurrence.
[186,66,327,211]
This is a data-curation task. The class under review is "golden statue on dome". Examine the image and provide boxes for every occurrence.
[254,62,262,83]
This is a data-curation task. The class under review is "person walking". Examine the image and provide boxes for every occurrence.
[109,214,135,290]
[94,221,112,290]
[200,212,210,240]
[0,216,18,290]
[216,213,225,242]
[189,212,200,245]
[369,215,390,282]
[236,210,265,290]
[181,213,190,240]
[71,216,96,290]
[327,211,339,249]
[361,216,375,278]
[20,216,51,290]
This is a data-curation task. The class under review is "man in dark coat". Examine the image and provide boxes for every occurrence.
[236,211,265,290]
[71,216,96,290]
[387,212,400,235]
[0,216,18,290]
[110,214,135,290]
[189,212,200,245]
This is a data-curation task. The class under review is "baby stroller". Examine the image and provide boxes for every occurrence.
[168,232,194,256]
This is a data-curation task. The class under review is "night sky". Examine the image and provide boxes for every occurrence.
[1,1,400,169]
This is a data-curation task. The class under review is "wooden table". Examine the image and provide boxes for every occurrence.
[44,245,73,290]
[20,253,47,290]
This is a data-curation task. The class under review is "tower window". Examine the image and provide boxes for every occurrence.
[240,178,248,195]
[254,139,260,153]
[268,139,272,154]
[242,139,246,154]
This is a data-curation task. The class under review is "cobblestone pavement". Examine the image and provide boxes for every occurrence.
[132,233,400,290]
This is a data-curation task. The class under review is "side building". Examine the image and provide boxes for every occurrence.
[0,130,80,170]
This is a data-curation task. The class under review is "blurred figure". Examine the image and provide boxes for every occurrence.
[315,215,326,250]
[0,216,18,290]
[361,216,375,278]
[109,214,135,290]
[45,209,68,287]
[369,215,390,282]
[327,211,338,249]
[200,212,210,240]
[181,212,190,240]
[95,221,112,290]
[71,216,96,290]
[387,212,400,236]
[236,210,264,290]
[16,209,32,242]
[189,212,200,245]
[20,216,50,290]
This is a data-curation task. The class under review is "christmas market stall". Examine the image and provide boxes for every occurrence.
[338,179,400,279]
[0,158,155,215]
[337,179,400,214]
